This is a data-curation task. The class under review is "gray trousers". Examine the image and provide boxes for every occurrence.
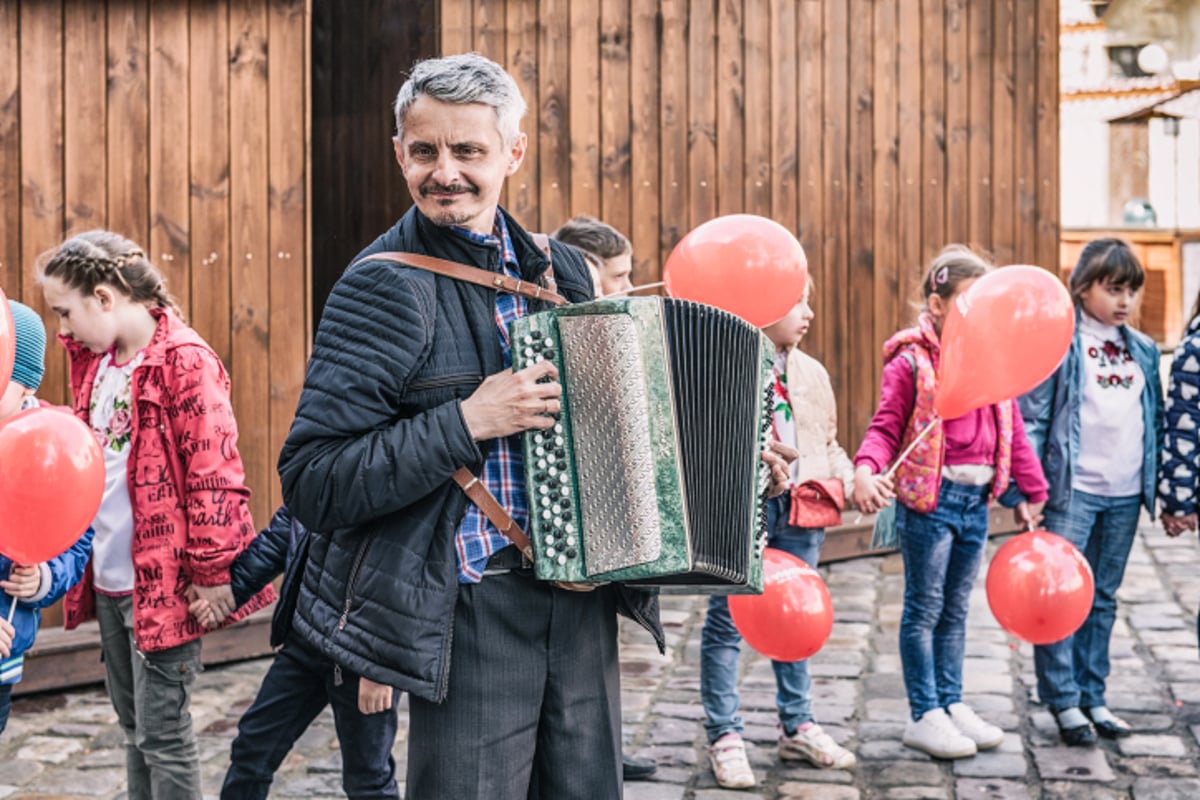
[95,593,202,800]
[406,572,623,800]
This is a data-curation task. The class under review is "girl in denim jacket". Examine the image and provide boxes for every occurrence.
[1019,238,1163,746]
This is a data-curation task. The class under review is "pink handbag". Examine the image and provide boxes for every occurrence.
[788,478,845,528]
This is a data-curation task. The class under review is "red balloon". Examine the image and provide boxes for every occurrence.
[729,547,833,661]
[0,407,105,564]
[986,530,1095,645]
[0,287,14,398]
[935,266,1073,419]
[663,214,808,327]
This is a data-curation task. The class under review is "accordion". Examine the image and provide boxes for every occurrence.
[509,297,774,593]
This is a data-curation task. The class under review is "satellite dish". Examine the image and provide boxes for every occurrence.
[1138,43,1170,74]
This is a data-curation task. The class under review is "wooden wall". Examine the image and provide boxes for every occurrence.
[0,0,309,530]
[436,0,1060,449]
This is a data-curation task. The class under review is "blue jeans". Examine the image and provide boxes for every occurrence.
[700,493,825,743]
[0,682,11,737]
[222,634,399,799]
[896,479,991,720]
[1034,490,1140,711]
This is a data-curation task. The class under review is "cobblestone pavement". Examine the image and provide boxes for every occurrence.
[2,520,1198,799]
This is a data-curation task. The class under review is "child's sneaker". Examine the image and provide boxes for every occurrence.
[947,702,1004,750]
[778,722,857,769]
[901,707,978,759]
[708,732,756,788]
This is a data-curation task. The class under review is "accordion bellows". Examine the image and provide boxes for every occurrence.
[510,297,774,593]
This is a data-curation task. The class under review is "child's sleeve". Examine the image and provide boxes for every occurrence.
[166,346,252,586]
[853,355,916,474]
[230,506,293,607]
[1160,338,1200,516]
[818,368,856,495]
[1016,370,1057,463]
[1006,399,1049,505]
[23,527,94,609]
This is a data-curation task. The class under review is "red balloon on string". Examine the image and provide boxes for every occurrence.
[935,266,1073,419]
[0,407,105,564]
[986,530,1095,645]
[663,214,809,327]
[0,288,15,398]
[729,547,833,661]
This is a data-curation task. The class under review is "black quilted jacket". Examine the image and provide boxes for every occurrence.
[277,207,663,702]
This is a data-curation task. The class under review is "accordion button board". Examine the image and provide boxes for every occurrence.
[509,297,775,594]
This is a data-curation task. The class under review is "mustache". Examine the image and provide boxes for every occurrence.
[420,182,478,197]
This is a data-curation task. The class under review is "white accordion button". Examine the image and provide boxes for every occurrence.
[557,554,567,565]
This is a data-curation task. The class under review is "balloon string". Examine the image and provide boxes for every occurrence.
[5,595,15,624]
[853,418,940,526]
[604,282,665,298]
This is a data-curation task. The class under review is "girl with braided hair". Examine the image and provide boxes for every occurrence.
[38,229,274,799]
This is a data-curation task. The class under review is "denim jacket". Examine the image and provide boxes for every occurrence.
[1018,311,1163,514]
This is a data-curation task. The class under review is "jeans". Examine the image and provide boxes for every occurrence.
[896,479,991,721]
[222,634,399,799]
[95,593,202,800]
[700,492,825,743]
[0,682,11,737]
[1034,490,1141,711]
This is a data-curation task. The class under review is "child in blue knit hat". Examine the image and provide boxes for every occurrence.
[0,299,94,737]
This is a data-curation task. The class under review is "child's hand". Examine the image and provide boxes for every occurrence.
[188,596,219,629]
[1014,501,1044,531]
[1162,513,1198,537]
[853,466,895,514]
[358,676,393,714]
[0,564,43,599]
[0,618,13,658]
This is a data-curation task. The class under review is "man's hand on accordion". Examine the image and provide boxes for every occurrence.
[461,361,564,440]
[762,440,798,498]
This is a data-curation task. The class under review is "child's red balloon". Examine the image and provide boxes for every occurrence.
[663,214,808,327]
[0,407,104,564]
[728,547,833,662]
[0,288,14,398]
[935,266,1073,419]
[986,530,1094,645]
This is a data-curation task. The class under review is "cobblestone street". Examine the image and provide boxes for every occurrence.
[2,519,1198,799]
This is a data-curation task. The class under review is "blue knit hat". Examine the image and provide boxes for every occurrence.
[7,300,46,392]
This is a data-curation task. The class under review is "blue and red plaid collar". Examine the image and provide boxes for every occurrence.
[450,210,519,273]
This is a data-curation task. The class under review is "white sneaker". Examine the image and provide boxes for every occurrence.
[779,722,857,769]
[901,707,978,759]
[708,732,756,788]
[947,702,1004,750]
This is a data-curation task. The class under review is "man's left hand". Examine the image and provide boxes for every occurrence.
[762,441,797,498]
[0,564,42,599]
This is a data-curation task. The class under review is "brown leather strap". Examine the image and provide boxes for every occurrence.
[453,467,535,562]
[356,251,568,307]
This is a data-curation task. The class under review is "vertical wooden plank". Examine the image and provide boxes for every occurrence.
[0,2,18,299]
[659,0,688,265]
[1035,0,1059,272]
[268,0,309,511]
[107,0,150,246]
[921,0,945,262]
[848,0,873,448]
[716,0,743,217]
[797,0,823,297]
[149,1,191,319]
[897,0,923,310]
[600,0,631,236]
[476,0,508,209]
[64,0,107,237]
[568,1,601,217]
[629,0,661,284]
[992,0,1015,264]
[20,1,66,404]
[967,0,993,254]
[770,0,798,239]
[743,0,770,216]
[688,0,717,228]
[873,0,900,427]
[1013,0,1037,263]
[441,0,473,54]
[821,0,848,421]
[189,0,231,364]
[944,0,969,245]
[538,0,569,233]
[229,0,271,521]
[507,0,538,227]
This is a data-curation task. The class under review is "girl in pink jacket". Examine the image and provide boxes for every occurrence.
[39,230,273,799]
[852,245,1048,761]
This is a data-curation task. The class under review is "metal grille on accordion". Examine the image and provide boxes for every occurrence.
[509,297,774,593]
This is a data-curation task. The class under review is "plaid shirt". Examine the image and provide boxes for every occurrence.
[450,212,530,582]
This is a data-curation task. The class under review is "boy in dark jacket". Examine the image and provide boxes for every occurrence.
[190,506,400,800]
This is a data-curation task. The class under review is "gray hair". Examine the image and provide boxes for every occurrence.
[393,53,527,147]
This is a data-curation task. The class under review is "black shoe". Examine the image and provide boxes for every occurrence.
[1083,707,1132,739]
[622,753,657,781]
[1054,710,1097,747]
